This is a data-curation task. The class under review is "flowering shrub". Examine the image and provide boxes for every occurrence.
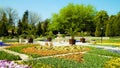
[0,60,31,68]
[105,58,120,68]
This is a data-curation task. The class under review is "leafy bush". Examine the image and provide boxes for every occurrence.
[0,51,21,61]
[105,58,120,68]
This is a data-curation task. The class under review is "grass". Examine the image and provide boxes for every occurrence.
[7,44,40,58]
[95,38,120,43]
[2,39,18,43]
[23,53,110,68]
[0,51,21,61]
[88,47,120,57]
[91,37,120,47]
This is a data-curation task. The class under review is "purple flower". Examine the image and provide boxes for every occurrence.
[0,60,31,68]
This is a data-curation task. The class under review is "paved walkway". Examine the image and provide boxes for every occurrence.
[37,41,120,53]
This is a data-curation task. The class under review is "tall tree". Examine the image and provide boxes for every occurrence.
[113,12,120,36]
[41,19,50,36]
[105,15,116,36]
[28,11,41,25]
[21,10,29,34]
[17,19,22,35]
[95,10,109,37]
[36,22,42,36]
[50,3,96,35]
[0,13,8,36]
[28,11,41,35]
[0,7,18,36]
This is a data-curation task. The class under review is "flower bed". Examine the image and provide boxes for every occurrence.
[56,54,83,62]
[0,60,31,68]
[22,46,90,56]
[0,51,21,61]
[7,44,40,58]
[105,58,120,68]
[23,53,109,68]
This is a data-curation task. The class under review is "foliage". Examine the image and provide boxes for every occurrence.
[36,22,42,36]
[50,3,96,35]
[0,51,21,61]
[0,13,8,36]
[105,15,116,37]
[105,58,120,68]
[95,10,109,37]
[1,5,120,37]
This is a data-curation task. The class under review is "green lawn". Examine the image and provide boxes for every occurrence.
[23,54,110,68]
[0,51,21,61]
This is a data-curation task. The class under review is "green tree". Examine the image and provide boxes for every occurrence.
[21,10,29,35]
[5,7,18,36]
[0,13,8,36]
[95,10,109,37]
[28,11,41,35]
[113,12,120,36]
[36,22,42,36]
[41,19,50,36]
[17,19,22,35]
[50,3,96,36]
[105,15,116,36]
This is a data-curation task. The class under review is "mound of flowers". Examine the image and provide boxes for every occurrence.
[0,60,31,68]
[105,58,120,68]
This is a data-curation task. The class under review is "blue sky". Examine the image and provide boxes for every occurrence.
[0,0,120,20]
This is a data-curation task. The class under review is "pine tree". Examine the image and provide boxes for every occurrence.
[17,19,22,35]
[21,10,29,34]
[36,22,42,36]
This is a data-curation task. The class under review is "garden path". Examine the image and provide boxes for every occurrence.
[78,43,120,53]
